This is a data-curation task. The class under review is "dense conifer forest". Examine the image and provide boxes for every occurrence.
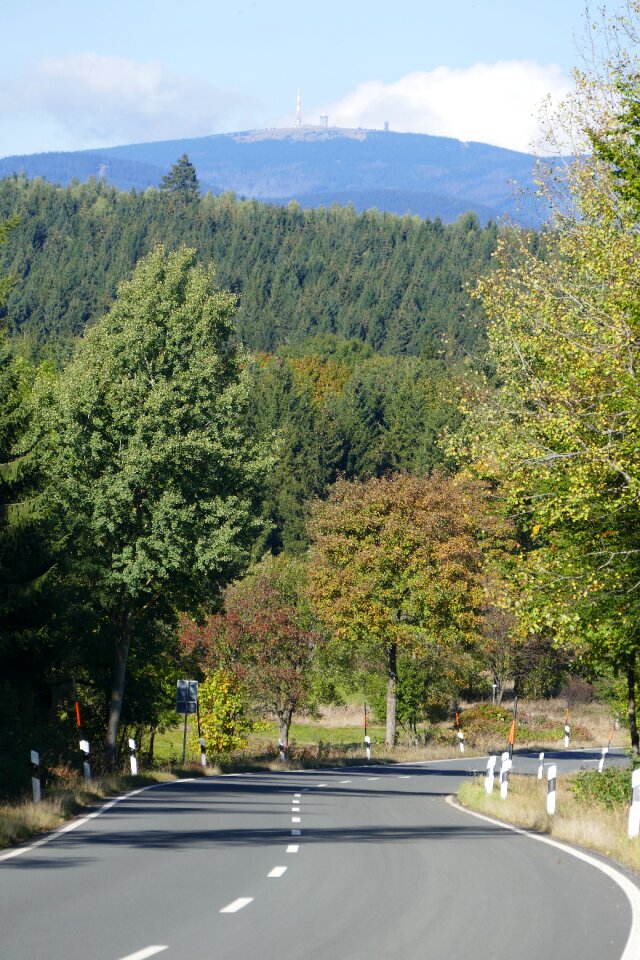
[0,175,498,363]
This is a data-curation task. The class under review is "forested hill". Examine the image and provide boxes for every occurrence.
[0,127,545,225]
[0,176,499,361]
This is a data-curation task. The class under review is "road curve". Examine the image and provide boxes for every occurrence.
[0,753,636,960]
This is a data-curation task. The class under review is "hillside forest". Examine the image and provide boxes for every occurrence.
[3,6,640,795]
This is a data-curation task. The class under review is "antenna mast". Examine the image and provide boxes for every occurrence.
[296,87,302,127]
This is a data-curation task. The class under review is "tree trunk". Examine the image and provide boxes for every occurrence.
[627,656,639,755]
[148,725,156,764]
[386,641,398,748]
[105,607,132,768]
[278,709,293,746]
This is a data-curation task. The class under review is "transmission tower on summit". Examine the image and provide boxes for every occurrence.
[296,88,302,127]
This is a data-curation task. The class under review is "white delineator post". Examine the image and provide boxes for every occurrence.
[499,751,511,800]
[537,752,544,780]
[279,739,286,763]
[547,763,557,816]
[564,723,570,749]
[364,735,371,761]
[31,750,41,803]
[128,738,138,775]
[485,755,497,795]
[628,769,640,839]
[79,739,91,782]
[598,747,608,773]
[458,730,465,753]
[199,737,207,768]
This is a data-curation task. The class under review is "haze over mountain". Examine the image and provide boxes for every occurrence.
[0,126,551,225]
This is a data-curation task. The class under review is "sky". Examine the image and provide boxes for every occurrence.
[0,1,623,158]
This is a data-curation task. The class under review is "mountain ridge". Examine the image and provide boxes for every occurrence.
[0,127,548,224]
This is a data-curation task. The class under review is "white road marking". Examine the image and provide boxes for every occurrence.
[268,866,287,878]
[56,817,90,834]
[292,816,301,822]
[287,844,299,853]
[367,777,380,781]
[398,775,411,779]
[220,898,254,914]
[294,793,301,798]
[292,806,300,812]
[446,796,640,960]
[291,829,301,836]
[117,948,168,960]
[340,779,351,783]
[317,782,327,787]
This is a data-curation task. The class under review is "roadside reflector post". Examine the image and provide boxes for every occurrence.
[598,747,608,773]
[499,751,511,800]
[485,755,497,795]
[458,729,465,753]
[547,763,557,816]
[508,696,518,760]
[79,739,91,782]
[128,738,138,776]
[31,749,41,803]
[628,769,640,839]
[537,752,544,780]
[364,734,371,761]
[278,739,286,762]
[564,705,570,748]
[199,737,207,768]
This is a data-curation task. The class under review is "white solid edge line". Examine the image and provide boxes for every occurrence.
[268,866,287,878]
[446,795,640,960]
[0,778,196,864]
[287,844,299,852]
[117,947,168,960]
[220,897,254,914]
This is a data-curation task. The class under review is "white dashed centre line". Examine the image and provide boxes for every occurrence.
[367,777,380,781]
[294,793,301,798]
[339,779,351,783]
[268,866,288,878]
[292,816,301,822]
[220,898,254,914]
[317,783,327,787]
[292,806,300,811]
[117,948,168,960]
[398,775,411,779]
[287,844,299,853]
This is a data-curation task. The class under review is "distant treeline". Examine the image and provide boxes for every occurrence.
[0,175,498,362]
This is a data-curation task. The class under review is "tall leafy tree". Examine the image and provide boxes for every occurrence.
[307,472,502,746]
[463,5,640,750]
[47,246,268,764]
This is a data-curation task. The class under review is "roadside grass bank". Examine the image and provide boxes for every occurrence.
[457,771,640,876]
[0,765,207,851]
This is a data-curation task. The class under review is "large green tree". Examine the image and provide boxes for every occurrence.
[307,472,503,746]
[463,4,640,750]
[48,245,268,764]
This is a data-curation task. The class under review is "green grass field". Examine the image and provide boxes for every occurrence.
[154,718,386,761]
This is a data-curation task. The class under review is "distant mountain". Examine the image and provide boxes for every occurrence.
[0,127,548,225]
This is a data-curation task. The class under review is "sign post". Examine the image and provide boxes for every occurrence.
[79,739,91,781]
[508,696,518,759]
[176,680,199,763]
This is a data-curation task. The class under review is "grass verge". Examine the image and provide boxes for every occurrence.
[0,765,207,851]
[457,773,640,876]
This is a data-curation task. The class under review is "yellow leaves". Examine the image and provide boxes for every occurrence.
[531,523,541,536]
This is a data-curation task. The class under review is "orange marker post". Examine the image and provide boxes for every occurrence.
[508,696,518,759]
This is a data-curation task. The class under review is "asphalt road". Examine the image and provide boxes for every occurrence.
[0,750,637,960]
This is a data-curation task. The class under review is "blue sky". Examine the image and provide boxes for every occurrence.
[0,1,617,157]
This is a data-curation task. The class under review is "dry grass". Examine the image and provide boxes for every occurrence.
[0,765,207,850]
[458,773,640,875]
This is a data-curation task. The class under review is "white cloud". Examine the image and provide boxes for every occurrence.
[0,54,252,149]
[316,62,572,153]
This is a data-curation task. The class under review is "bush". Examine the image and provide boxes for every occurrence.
[459,704,512,739]
[570,768,631,809]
